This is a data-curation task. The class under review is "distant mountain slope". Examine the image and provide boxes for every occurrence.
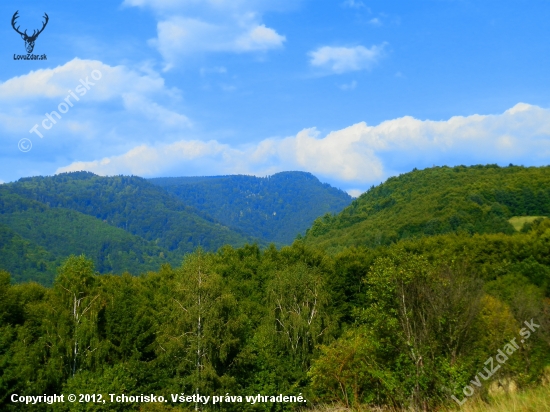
[0,223,58,284]
[149,171,353,244]
[0,190,175,284]
[303,165,550,252]
[3,172,255,255]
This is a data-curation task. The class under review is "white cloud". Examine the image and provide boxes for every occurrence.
[342,0,368,9]
[309,44,386,74]
[347,189,363,198]
[55,103,550,189]
[0,58,168,101]
[122,93,191,128]
[235,25,286,51]
[339,80,357,91]
[368,17,382,26]
[57,140,228,176]
[0,58,191,157]
[124,0,287,69]
[122,0,296,14]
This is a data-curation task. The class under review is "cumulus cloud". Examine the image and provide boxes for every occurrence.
[123,0,287,69]
[0,58,167,101]
[57,140,229,177]
[0,58,190,158]
[56,103,550,190]
[309,44,386,74]
[235,25,286,51]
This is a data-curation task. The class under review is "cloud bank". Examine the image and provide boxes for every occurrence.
[57,103,550,190]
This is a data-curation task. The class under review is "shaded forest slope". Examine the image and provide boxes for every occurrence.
[149,171,352,244]
[2,172,255,254]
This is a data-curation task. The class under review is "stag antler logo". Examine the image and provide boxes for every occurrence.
[11,11,49,54]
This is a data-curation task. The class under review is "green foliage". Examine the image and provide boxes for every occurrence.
[0,229,549,410]
[304,165,550,252]
[0,170,346,284]
[155,251,245,397]
[0,202,171,283]
[509,216,547,231]
[0,224,58,284]
[2,172,255,256]
[149,172,352,245]
[1,166,550,411]
[309,328,397,407]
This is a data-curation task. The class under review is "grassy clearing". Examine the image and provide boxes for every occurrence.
[301,384,550,412]
[508,216,547,231]
[459,384,550,412]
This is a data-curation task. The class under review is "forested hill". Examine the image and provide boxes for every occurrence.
[0,194,169,286]
[0,223,58,285]
[0,172,260,284]
[0,171,351,284]
[304,164,550,252]
[2,172,254,253]
[148,171,352,244]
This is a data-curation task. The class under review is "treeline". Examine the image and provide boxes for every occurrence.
[1,219,549,411]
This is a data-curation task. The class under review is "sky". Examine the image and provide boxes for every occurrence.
[0,0,549,196]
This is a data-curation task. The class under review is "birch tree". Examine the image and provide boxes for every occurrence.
[158,251,242,408]
[50,256,102,377]
[265,262,332,368]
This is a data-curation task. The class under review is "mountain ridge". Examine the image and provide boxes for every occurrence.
[149,171,352,244]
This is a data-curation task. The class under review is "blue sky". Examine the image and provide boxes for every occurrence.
[1,0,549,195]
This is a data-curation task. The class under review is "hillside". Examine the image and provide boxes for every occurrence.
[0,189,176,284]
[304,164,550,252]
[3,172,255,255]
[0,223,58,285]
[149,171,352,244]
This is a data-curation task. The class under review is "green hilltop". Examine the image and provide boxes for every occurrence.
[304,164,550,252]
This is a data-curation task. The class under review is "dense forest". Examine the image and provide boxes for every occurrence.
[0,172,350,285]
[304,164,550,252]
[0,165,549,411]
[149,172,352,245]
[2,172,254,253]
